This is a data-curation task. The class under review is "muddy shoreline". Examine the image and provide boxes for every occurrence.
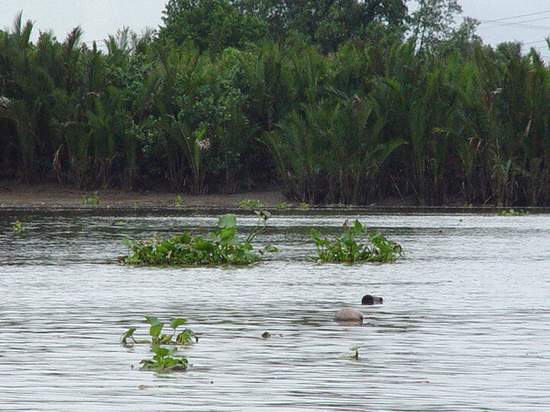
[0,182,286,208]
[1,183,550,215]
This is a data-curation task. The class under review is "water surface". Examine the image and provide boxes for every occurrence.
[1,213,549,411]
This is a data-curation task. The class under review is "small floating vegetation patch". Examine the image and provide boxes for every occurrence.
[239,198,265,210]
[81,192,100,207]
[12,219,24,233]
[497,208,529,216]
[120,213,275,266]
[311,220,402,264]
[121,316,197,373]
[141,346,189,372]
[121,316,197,347]
[275,202,290,210]
[174,194,184,207]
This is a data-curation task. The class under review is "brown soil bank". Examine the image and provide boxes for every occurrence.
[2,183,550,214]
[0,183,287,208]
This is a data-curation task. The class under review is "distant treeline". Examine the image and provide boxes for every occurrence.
[1,0,549,206]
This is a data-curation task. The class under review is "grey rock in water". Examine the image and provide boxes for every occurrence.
[334,308,364,324]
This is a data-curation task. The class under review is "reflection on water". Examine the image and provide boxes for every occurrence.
[1,213,549,411]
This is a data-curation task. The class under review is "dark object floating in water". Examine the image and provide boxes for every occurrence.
[334,308,364,324]
[261,331,271,339]
[362,295,383,305]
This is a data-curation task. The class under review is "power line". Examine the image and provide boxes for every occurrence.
[483,15,550,29]
[480,9,550,24]
[523,39,549,45]
[482,22,550,31]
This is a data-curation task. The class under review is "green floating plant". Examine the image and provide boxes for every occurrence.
[311,220,402,264]
[239,198,265,210]
[121,316,198,373]
[12,220,25,233]
[121,316,197,348]
[140,346,189,373]
[81,192,100,207]
[275,202,290,210]
[120,213,276,266]
[174,194,184,207]
[497,208,528,216]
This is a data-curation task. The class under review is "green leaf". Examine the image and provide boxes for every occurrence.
[152,346,170,357]
[310,229,321,241]
[176,329,196,345]
[218,214,236,229]
[218,227,236,243]
[160,334,173,344]
[170,318,188,330]
[144,316,161,326]
[149,323,164,338]
[120,327,136,346]
[123,238,134,248]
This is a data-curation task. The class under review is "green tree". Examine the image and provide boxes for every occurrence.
[238,0,408,52]
[159,0,267,52]
[409,0,463,51]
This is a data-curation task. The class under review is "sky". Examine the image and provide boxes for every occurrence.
[0,0,549,56]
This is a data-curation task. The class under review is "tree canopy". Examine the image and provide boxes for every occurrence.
[159,0,268,51]
[161,0,409,52]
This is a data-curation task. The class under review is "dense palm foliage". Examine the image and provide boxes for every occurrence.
[1,3,549,206]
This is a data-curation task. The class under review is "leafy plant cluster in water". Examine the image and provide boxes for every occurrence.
[174,194,184,207]
[497,208,529,216]
[12,220,24,233]
[311,220,402,264]
[81,192,100,207]
[239,198,265,210]
[121,316,197,373]
[120,211,402,266]
[275,202,290,210]
[121,212,276,266]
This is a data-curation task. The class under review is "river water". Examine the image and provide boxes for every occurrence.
[0,212,549,411]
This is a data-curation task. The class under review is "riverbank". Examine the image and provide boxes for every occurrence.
[0,183,287,208]
[2,183,550,215]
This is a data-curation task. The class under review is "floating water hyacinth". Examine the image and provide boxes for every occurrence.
[120,213,276,266]
[121,316,198,373]
[311,220,402,264]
